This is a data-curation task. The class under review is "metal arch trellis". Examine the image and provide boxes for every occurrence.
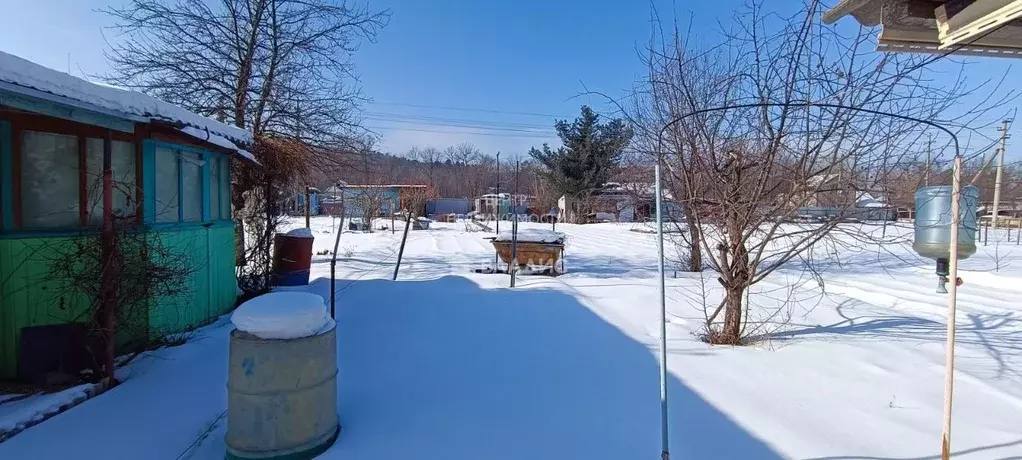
[651,102,961,460]
[654,102,962,162]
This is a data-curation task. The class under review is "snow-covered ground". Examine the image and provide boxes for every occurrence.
[3,216,1022,459]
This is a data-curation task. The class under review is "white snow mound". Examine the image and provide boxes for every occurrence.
[231,292,331,339]
[495,229,565,244]
[285,227,315,238]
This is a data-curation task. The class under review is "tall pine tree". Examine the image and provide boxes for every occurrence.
[529,106,633,221]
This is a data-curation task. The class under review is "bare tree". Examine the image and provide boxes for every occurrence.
[526,162,559,215]
[441,142,481,198]
[410,146,444,188]
[103,0,389,150]
[403,186,439,217]
[627,1,1012,344]
[348,188,386,231]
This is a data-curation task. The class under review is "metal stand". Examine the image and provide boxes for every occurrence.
[655,157,670,460]
[329,214,343,319]
[393,212,413,281]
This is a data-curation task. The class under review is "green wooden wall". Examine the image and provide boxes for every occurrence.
[0,224,237,379]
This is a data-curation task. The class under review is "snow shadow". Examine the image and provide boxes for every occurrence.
[305,275,782,460]
[804,437,1022,460]
[557,254,660,278]
[767,299,1022,380]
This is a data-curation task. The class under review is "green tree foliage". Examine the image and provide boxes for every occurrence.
[528,106,633,202]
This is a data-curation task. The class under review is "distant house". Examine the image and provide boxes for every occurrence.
[475,193,513,216]
[332,184,430,217]
[286,187,320,216]
[558,183,659,223]
[0,50,257,379]
[426,198,471,217]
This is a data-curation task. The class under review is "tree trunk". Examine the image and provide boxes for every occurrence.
[685,206,702,272]
[719,150,747,344]
[721,283,744,344]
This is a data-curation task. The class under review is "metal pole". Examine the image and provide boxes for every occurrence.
[510,160,519,288]
[495,152,501,270]
[492,152,496,235]
[655,156,670,460]
[329,207,344,319]
[392,212,413,281]
[304,185,311,228]
[100,130,117,383]
[992,120,1011,228]
[941,155,963,460]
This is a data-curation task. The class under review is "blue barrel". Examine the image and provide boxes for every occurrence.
[913,185,979,261]
[226,325,339,459]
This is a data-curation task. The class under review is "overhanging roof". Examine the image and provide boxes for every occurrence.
[823,0,1022,57]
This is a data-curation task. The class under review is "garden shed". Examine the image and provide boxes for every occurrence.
[0,51,256,380]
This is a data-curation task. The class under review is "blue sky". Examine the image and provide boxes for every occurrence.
[1,0,1018,160]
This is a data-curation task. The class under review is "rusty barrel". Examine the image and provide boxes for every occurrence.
[272,233,314,286]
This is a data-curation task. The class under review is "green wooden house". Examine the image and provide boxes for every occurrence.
[0,51,256,380]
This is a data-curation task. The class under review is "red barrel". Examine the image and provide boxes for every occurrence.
[272,233,314,286]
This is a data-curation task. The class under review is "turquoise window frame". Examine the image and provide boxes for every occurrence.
[0,137,234,239]
[140,140,232,228]
[0,119,12,230]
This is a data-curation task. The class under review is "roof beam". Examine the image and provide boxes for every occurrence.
[879,24,1022,57]
[937,0,1022,48]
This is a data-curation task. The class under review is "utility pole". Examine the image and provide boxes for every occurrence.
[992,119,1011,229]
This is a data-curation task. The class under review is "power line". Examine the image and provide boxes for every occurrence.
[368,101,569,118]
[364,125,557,138]
[365,118,554,134]
[364,111,555,130]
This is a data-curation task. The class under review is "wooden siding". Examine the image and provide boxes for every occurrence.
[0,224,236,379]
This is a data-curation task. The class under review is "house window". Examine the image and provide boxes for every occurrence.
[85,138,137,225]
[154,146,180,223]
[220,157,231,219]
[181,151,203,222]
[210,156,221,220]
[20,131,80,228]
[209,156,231,220]
[16,130,141,230]
[151,144,230,223]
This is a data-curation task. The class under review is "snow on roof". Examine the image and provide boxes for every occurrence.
[0,50,252,147]
[177,127,257,163]
[495,229,565,244]
[231,292,333,339]
[856,191,889,208]
[805,174,840,188]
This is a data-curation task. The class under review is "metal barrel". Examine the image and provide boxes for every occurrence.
[913,185,979,261]
[271,234,314,286]
[226,326,339,460]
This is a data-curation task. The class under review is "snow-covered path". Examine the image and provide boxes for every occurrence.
[3,217,1021,459]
